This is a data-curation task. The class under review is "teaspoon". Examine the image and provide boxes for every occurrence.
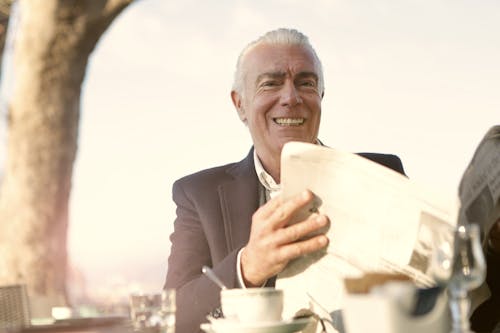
[202,265,228,290]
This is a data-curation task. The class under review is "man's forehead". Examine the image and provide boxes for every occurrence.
[244,44,318,77]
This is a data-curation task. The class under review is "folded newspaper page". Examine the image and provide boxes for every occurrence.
[275,142,458,333]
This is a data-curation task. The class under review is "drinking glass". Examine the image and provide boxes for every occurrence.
[447,224,486,333]
[129,289,176,333]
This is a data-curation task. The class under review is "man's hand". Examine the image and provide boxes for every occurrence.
[240,190,329,287]
[488,218,500,254]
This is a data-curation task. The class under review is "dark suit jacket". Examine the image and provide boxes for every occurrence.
[165,147,405,333]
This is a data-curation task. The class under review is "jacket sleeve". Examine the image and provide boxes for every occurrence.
[164,179,240,333]
[358,153,406,176]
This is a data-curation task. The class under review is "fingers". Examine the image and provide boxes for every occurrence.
[271,214,329,263]
[273,213,329,245]
[276,233,329,262]
[257,190,313,217]
[253,190,314,230]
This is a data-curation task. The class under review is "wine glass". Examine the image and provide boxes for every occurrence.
[447,224,486,333]
[430,223,486,333]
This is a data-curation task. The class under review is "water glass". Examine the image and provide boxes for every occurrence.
[129,289,176,333]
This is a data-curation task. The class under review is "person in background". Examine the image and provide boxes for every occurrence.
[164,28,404,333]
[470,216,500,332]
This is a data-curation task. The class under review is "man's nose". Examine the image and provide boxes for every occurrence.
[280,82,302,107]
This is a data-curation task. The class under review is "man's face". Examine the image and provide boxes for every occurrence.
[232,43,323,166]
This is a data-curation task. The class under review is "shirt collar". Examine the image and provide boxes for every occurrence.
[254,149,281,194]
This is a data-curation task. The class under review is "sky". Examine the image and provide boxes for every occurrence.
[1,0,499,303]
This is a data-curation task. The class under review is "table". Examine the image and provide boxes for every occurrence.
[19,317,133,333]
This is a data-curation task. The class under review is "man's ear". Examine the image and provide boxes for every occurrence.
[231,90,247,124]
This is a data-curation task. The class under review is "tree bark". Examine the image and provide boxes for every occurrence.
[0,0,13,77]
[0,0,133,316]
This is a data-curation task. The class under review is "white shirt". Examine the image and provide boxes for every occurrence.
[254,149,282,200]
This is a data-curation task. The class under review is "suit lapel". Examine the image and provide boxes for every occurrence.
[218,149,260,252]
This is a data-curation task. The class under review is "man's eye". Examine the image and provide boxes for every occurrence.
[262,81,278,87]
[299,80,316,87]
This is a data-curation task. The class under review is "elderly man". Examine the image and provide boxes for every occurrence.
[164,28,405,333]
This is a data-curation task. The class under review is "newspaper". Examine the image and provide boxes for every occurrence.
[275,142,457,329]
[275,126,500,333]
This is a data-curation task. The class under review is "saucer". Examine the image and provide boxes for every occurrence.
[201,317,313,333]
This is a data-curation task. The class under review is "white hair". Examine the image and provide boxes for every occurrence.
[232,28,324,96]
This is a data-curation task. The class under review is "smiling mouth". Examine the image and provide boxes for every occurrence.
[273,117,305,126]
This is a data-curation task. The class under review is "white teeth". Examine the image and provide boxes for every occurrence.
[274,118,304,126]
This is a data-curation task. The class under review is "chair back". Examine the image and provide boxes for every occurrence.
[0,284,31,330]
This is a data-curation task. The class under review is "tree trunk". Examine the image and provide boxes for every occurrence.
[0,0,133,317]
[0,0,13,73]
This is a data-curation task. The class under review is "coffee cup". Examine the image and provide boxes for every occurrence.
[220,288,283,323]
